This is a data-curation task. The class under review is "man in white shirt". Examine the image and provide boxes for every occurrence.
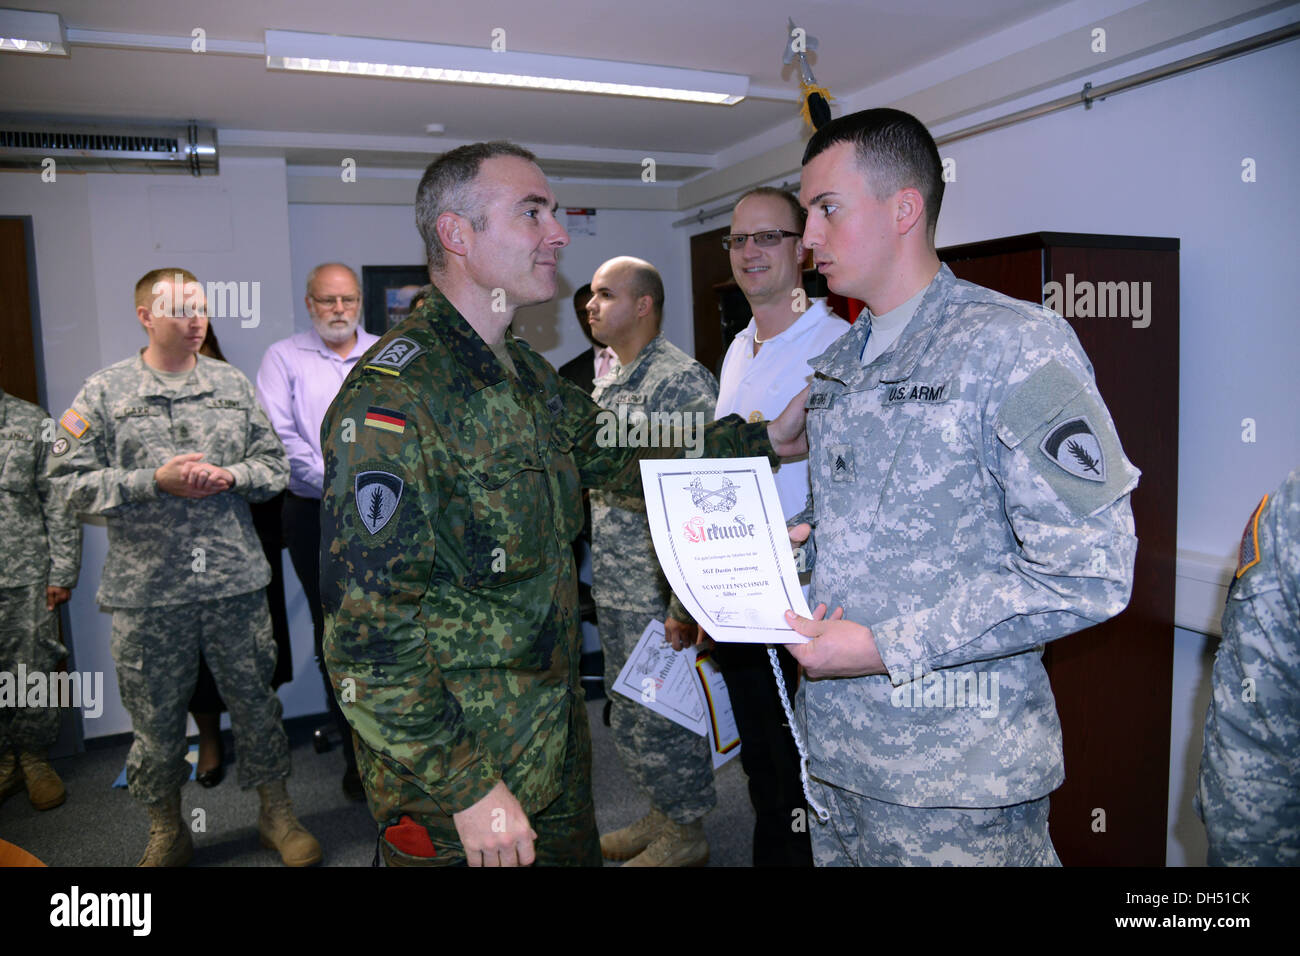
[256,262,379,800]
[667,187,847,865]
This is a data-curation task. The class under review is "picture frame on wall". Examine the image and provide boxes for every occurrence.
[361,265,429,336]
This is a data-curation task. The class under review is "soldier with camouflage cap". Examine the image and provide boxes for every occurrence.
[1197,466,1300,866]
[782,109,1140,865]
[320,143,807,867]
[0,372,82,811]
[585,256,719,866]
[48,269,321,867]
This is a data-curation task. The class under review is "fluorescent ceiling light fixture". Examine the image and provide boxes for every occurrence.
[0,8,68,55]
[265,30,746,105]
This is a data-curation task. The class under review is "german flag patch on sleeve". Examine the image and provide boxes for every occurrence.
[364,406,406,436]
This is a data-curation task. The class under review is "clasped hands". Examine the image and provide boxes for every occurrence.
[665,522,886,680]
[155,452,234,498]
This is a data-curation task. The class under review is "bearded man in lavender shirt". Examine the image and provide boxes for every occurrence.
[256,262,379,801]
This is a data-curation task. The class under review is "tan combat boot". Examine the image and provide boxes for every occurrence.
[258,779,322,866]
[600,807,668,861]
[622,817,709,867]
[17,750,66,810]
[0,751,23,805]
[137,793,193,867]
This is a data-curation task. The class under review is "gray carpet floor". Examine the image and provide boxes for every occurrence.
[0,700,755,867]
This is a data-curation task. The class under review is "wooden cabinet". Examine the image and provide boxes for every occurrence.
[940,232,1179,866]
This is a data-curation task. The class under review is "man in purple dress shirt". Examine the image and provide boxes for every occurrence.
[256,262,379,800]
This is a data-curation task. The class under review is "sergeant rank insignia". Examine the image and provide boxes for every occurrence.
[355,471,403,535]
[829,443,855,482]
[1039,417,1106,482]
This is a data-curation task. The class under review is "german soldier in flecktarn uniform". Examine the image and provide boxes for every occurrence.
[320,143,808,867]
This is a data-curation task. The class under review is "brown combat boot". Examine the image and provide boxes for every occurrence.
[257,779,322,866]
[17,750,66,810]
[0,751,23,805]
[600,807,668,861]
[622,817,709,867]
[137,793,193,867]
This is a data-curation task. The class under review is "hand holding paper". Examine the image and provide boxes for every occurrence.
[640,458,812,643]
[784,604,887,679]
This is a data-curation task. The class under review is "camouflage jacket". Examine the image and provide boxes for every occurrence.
[0,390,81,590]
[798,264,1140,807]
[590,332,718,613]
[48,353,288,608]
[319,289,774,827]
[1196,466,1300,865]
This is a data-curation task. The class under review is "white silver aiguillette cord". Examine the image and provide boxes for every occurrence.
[767,645,830,822]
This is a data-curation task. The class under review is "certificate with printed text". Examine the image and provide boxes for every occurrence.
[612,620,740,767]
[639,458,812,643]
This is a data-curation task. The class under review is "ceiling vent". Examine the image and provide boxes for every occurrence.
[0,121,217,175]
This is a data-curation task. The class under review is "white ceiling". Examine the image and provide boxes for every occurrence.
[1,1,1076,159]
[1,0,1292,198]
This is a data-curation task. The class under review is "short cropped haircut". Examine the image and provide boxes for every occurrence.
[415,141,538,273]
[802,108,944,243]
[305,262,360,295]
[135,267,199,312]
[624,261,664,319]
[734,186,806,233]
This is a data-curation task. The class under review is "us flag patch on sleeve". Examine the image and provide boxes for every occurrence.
[59,408,90,438]
[1236,493,1269,579]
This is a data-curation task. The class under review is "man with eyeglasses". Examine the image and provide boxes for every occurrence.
[49,268,320,866]
[664,187,847,866]
[256,262,378,800]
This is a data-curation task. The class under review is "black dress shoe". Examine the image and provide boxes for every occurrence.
[342,768,366,802]
[196,739,225,788]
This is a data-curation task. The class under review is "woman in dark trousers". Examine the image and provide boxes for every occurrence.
[189,327,292,785]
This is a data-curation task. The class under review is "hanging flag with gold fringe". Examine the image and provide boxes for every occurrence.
[783,18,833,130]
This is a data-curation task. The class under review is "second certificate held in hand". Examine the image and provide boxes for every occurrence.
[639,457,812,643]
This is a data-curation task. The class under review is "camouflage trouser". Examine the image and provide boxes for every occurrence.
[598,605,716,824]
[810,778,1062,866]
[109,590,290,805]
[381,693,601,867]
[0,582,62,754]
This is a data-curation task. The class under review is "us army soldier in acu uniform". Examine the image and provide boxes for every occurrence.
[320,142,805,867]
[49,269,320,867]
[586,256,719,866]
[1197,466,1300,866]
[0,374,81,811]
[783,109,1140,865]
